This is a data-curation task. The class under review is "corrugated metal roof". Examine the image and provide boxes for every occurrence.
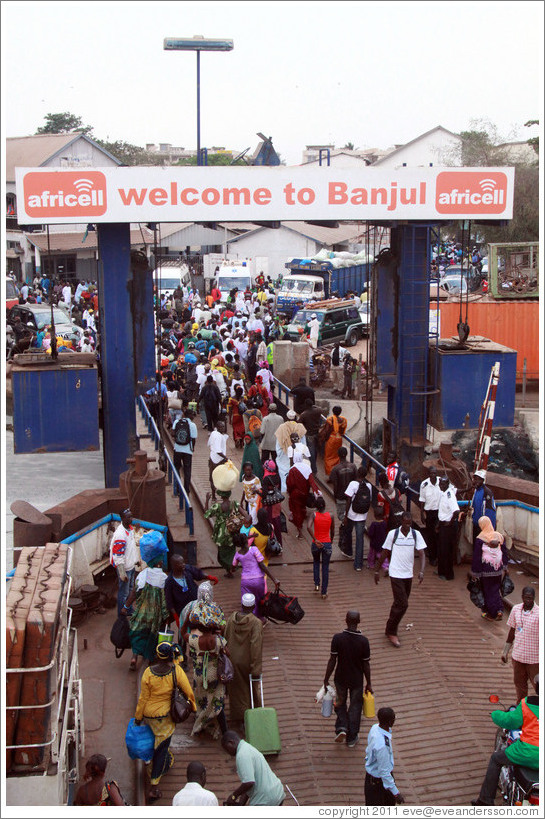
[227,221,367,247]
[6,133,122,180]
[26,227,154,252]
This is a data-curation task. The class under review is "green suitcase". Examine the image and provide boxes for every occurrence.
[244,674,281,755]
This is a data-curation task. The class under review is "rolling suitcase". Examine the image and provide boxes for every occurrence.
[244,674,281,755]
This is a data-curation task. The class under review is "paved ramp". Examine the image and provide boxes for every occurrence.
[135,412,530,807]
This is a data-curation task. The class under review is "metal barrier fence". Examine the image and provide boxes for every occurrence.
[270,374,420,501]
[137,396,194,535]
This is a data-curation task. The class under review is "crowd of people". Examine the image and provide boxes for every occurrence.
[7,275,100,355]
[68,275,537,807]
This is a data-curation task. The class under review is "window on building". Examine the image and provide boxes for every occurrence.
[6,193,16,216]
[42,255,77,279]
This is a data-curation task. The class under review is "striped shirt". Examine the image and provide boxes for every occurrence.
[507,603,539,664]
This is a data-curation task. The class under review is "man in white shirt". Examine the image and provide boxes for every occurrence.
[343,465,373,571]
[373,511,426,647]
[193,302,205,325]
[418,466,441,566]
[74,280,86,303]
[172,761,218,806]
[61,281,72,312]
[208,420,229,500]
[436,475,460,581]
[308,312,321,349]
[109,508,139,615]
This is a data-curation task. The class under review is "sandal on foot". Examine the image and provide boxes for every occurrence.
[129,657,137,671]
[148,789,162,802]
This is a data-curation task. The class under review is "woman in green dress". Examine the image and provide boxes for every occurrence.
[122,552,170,671]
[204,489,242,579]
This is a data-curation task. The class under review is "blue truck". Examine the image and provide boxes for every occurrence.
[276,259,370,316]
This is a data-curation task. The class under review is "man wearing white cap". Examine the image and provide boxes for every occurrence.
[307,312,321,350]
[224,594,264,723]
[468,469,496,545]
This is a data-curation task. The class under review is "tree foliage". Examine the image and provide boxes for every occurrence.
[36,112,93,135]
[176,153,247,166]
[94,139,155,166]
[524,120,539,156]
[453,119,539,243]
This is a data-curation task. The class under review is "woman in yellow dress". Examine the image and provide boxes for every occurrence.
[134,641,196,802]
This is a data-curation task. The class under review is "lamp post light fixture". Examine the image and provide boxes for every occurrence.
[164,35,234,166]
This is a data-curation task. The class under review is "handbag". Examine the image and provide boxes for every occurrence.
[265,526,283,558]
[262,486,284,506]
[170,668,192,724]
[501,574,515,596]
[466,577,485,609]
[306,491,317,509]
[110,614,132,659]
[217,650,235,683]
[258,588,305,624]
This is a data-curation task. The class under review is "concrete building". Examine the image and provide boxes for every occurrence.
[224,221,373,278]
[6,133,122,281]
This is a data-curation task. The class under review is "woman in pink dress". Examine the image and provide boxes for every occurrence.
[232,532,279,620]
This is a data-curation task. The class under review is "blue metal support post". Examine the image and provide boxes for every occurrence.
[97,223,138,487]
[376,224,434,446]
[132,263,156,394]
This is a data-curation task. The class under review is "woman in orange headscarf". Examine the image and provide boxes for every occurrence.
[321,405,348,476]
[471,516,509,621]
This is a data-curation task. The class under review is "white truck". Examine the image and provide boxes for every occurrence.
[203,254,269,303]
[152,259,191,298]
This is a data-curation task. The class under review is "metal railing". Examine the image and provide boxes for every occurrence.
[137,396,194,535]
[270,374,419,501]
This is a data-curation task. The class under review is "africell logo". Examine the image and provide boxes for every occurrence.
[435,171,508,214]
[23,171,107,217]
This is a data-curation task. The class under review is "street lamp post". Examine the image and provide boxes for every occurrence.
[164,35,234,166]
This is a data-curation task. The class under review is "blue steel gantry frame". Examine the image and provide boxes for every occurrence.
[376,223,440,447]
[97,223,155,487]
[95,221,441,487]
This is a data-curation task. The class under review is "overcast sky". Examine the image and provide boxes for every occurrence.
[2,0,543,165]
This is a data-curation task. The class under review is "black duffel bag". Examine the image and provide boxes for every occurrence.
[258,588,305,625]
[110,614,132,658]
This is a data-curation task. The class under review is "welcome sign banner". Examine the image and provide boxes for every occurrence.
[15,165,515,224]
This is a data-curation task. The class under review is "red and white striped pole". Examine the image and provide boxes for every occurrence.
[474,362,500,473]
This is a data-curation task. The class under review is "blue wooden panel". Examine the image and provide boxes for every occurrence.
[13,367,99,453]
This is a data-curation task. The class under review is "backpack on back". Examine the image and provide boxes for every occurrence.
[391,526,417,546]
[174,417,192,448]
[351,480,371,514]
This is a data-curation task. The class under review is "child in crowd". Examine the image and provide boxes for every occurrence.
[366,506,389,571]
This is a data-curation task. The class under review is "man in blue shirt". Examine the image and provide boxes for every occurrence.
[469,469,496,543]
[365,707,405,805]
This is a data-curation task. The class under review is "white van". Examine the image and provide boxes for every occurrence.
[215,262,252,303]
[153,262,191,298]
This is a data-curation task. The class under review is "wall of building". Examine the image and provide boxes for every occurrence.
[377,130,462,168]
[227,227,320,278]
